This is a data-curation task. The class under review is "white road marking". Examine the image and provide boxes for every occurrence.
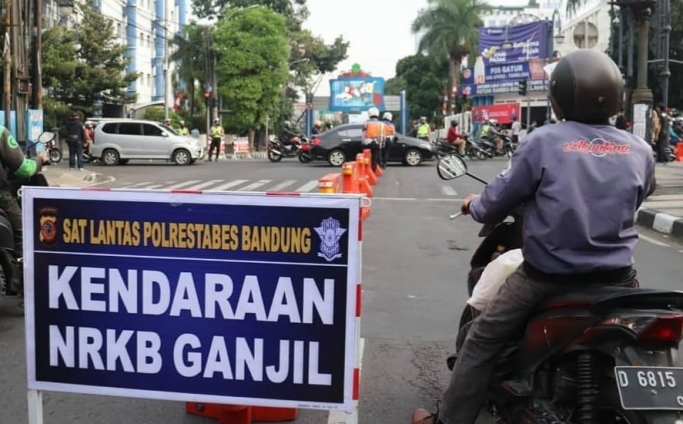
[267,180,298,191]
[142,184,165,189]
[121,181,152,188]
[327,337,365,424]
[369,197,464,202]
[638,233,671,247]
[295,180,320,192]
[210,179,249,191]
[165,180,202,190]
[237,180,272,191]
[441,185,458,196]
[185,180,224,190]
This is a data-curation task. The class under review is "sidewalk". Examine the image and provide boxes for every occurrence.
[43,167,115,188]
[636,162,683,238]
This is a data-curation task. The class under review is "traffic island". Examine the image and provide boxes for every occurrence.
[44,168,115,188]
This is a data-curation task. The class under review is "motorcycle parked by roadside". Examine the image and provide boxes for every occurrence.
[0,132,53,301]
[432,153,683,424]
[43,135,63,164]
[267,136,311,163]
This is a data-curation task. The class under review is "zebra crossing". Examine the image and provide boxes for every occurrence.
[116,179,461,197]
[117,179,325,193]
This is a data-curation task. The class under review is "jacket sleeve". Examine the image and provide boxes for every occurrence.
[469,136,543,223]
[0,127,42,179]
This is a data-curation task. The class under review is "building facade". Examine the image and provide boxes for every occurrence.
[554,0,611,57]
[43,0,187,107]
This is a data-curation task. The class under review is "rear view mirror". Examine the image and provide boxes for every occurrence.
[38,131,56,144]
[437,154,468,180]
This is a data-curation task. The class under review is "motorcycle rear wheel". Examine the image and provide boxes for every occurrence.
[267,149,283,162]
[49,148,62,164]
[596,386,655,424]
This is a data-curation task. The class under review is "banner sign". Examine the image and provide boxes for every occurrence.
[471,103,521,125]
[23,188,361,411]
[478,21,551,65]
[462,62,530,85]
[460,79,548,96]
[329,77,385,112]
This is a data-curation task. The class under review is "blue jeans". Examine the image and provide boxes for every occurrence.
[69,141,83,169]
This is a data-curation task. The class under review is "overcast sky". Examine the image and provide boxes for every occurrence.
[304,0,526,96]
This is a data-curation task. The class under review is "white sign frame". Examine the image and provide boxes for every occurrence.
[22,187,363,423]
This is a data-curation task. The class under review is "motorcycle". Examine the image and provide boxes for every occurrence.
[434,153,683,424]
[43,136,63,164]
[477,133,516,158]
[267,136,311,163]
[434,137,494,161]
[0,132,53,300]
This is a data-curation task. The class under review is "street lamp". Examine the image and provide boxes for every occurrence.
[629,0,655,141]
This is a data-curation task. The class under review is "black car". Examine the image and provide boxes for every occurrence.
[309,123,436,166]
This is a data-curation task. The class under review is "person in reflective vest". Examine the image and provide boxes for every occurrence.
[416,117,430,141]
[208,118,224,161]
[178,120,189,135]
[363,107,385,172]
[381,112,395,168]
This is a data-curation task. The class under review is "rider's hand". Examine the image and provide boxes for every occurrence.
[461,194,478,215]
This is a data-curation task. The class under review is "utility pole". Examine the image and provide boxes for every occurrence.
[203,25,211,131]
[630,0,655,141]
[212,43,218,123]
[10,0,30,143]
[163,0,169,120]
[3,0,11,128]
[31,0,43,110]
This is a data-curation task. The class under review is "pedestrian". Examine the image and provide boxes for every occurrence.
[380,112,395,168]
[66,112,85,170]
[207,118,224,162]
[362,107,384,172]
[510,117,521,145]
[615,109,627,130]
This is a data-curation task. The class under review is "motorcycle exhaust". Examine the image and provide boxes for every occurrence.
[269,148,282,156]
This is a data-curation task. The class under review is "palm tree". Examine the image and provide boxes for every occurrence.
[412,0,491,111]
[170,23,207,116]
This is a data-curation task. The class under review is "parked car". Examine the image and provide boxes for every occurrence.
[91,119,204,166]
[308,123,436,166]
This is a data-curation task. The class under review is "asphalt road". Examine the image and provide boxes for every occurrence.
[2,156,683,424]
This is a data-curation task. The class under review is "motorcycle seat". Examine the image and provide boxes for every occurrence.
[537,287,683,313]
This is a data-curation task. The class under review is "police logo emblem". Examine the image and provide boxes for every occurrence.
[314,217,347,262]
[38,207,59,245]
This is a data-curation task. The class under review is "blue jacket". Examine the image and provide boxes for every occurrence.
[469,120,655,275]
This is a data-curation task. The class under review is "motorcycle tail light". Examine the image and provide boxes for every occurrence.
[312,137,321,146]
[602,314,683,344]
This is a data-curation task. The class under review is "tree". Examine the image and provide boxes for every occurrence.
[212,6,290,135]
[170,23,208,116]
[411,0,490,110]
[193,0,308,28]
[390,54,449,122]
[41,3,138,116]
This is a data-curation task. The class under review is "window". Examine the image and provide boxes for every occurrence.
[338,128,363,139]
[102,123,118,134]
[147,73,151,86]
[118,123,142,135]
[143,124,164,136]
[139,32,144,45]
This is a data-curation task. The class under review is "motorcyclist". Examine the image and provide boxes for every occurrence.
[312,120,322,135]
[479,119,504,155]
[412,49,654,424]
[446,120,466,156]
[0,125,49,294]
[279,121,301,150]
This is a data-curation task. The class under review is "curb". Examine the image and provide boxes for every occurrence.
[636,208,683,239]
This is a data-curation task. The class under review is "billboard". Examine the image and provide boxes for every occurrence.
[329,77,385,112]
[460,58,550,96]
[471,103,521,125]
[460,79,548,96]
[478,21,551,65]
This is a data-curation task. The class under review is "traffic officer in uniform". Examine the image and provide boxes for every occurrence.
[381,112,395,168]
[362,107,384,172]
[207,118,224,162]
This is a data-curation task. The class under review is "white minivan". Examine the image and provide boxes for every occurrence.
[91,119,204,165]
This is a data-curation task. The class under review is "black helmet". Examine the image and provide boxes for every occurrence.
[549,49,623,124]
